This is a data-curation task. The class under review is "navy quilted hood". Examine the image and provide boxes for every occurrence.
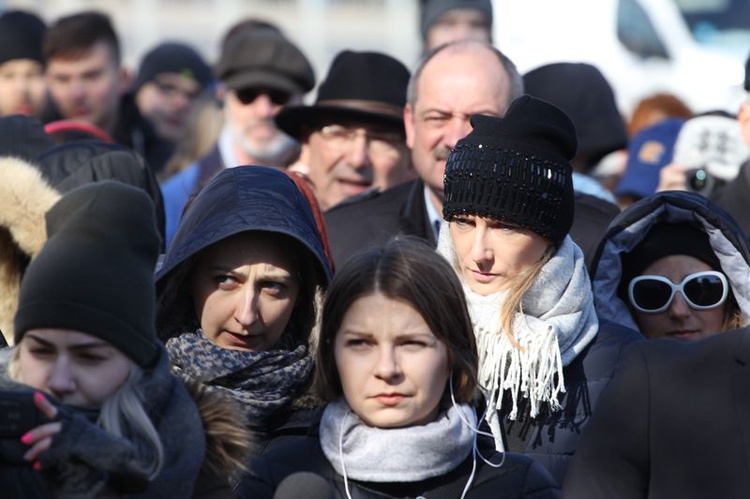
[156,165,332,290]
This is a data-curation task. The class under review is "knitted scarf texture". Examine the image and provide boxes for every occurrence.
[319,398,476,482]
[166,329,313,427]
[437,225,598,450]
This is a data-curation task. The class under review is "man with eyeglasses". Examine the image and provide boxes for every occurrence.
[131,42,212,174]
[275,50,413,212]
[321,40,521,270]
[160,28,315,248]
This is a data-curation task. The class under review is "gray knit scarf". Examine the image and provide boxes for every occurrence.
[319,398,475,482]
[166,329,313,426]
[437,226,599,450]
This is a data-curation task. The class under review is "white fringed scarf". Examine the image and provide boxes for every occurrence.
[437,224,599,450]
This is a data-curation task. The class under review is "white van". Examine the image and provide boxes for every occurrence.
[493,0,750,116]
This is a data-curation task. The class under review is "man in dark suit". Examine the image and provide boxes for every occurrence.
[325,39,620,270]
[562,328,750,499]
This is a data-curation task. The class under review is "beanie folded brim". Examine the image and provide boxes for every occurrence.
[15,300,157,367]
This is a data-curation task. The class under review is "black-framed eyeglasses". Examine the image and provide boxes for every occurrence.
[316,124,402,157]
[628,270,729,314]
[235,87,291,106]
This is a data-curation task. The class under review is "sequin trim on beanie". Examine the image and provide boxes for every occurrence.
[442,96,577,245]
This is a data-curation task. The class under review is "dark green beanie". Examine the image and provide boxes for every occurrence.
[15,181,159,367]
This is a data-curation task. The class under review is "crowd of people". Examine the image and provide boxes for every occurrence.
[2,0,750,497]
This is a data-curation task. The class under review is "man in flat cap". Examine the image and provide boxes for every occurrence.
[160,27,315,247]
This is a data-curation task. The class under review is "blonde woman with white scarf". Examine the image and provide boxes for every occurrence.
[437,95,643,485]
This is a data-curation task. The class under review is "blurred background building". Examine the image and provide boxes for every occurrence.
[3,0,421,97]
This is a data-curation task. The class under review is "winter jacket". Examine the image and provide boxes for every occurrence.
[0,345,242,499]
[36,140,166,246]
[238,425,561,499]
[589,190,750,333]
[563,326,750,499]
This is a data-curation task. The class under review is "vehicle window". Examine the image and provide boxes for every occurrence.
[617,0,669,59]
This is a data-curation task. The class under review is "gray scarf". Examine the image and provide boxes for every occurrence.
[437,227,599,450]
[166,329,312,427]
[319,399,475,482]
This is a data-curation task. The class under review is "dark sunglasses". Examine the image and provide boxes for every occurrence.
[235,87,291,106]
[628,270,728,314]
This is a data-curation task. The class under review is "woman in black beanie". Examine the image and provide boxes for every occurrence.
[2,181,247,498]
[589,190,750,340]
[437,95,643,485]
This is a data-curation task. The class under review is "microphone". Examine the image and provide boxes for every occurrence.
[273,472,335,499]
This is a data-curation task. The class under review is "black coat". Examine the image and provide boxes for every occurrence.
[36,139,167,250]
[498,320,643,485]
[562,327,750,499]
[237,430,560,499]
[325,179,620,270]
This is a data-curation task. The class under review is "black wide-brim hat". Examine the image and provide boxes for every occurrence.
[276,50,410,139]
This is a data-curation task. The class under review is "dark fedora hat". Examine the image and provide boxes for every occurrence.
[276,50,410,139]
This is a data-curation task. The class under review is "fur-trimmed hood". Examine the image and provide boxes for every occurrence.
[184,380,252,485]
[0,158,60,345]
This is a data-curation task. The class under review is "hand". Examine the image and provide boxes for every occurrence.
[20,392,61,467]
[656,162,689,192]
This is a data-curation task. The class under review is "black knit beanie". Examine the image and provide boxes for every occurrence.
[133,42,212,93]
[0,10,46,66]
[15,181,160,367]
[443,95,577,245]
[619,222,721,300]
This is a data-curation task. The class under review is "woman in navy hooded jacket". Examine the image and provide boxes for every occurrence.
[155,166,333,476]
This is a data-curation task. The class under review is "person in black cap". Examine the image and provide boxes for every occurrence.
[275,50,413,211]
[160,27,315,248]
[437,95,642,485]
[588,190,750,341]
[419,0,493,52]
[1,181,249,497]
[133,42,212,147]
[0,10,47,118]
